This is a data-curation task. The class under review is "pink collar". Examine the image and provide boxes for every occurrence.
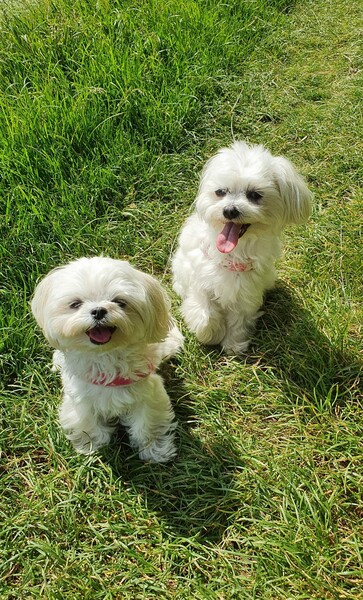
[221,257,254,272]
[90,365,154,387]
[202,244,254,273]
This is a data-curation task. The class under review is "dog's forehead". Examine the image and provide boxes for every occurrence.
[206,148,274,188]
[59,259,139,300]
[206,166,270,193]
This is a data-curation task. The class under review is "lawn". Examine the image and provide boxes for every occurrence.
[0,0,362,598]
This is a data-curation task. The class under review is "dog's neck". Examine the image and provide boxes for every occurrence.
[90,363,154,387]
[56,345,155,387]
[202,242,254,272]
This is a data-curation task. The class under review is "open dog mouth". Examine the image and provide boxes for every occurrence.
[86,325,116,345]
[216,222,250,253]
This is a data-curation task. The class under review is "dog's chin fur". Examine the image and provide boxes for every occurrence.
[172,140,312,354]
[32,257,183,461]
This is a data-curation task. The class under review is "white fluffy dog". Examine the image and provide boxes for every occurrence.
[31,257,183,462]
[172,141,312,354]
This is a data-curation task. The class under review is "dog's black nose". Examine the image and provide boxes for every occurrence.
[223,206,240,220]
[91,307,108,321]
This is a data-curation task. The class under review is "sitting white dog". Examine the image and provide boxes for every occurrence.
[31,257,183,462]
[172,141,312,354]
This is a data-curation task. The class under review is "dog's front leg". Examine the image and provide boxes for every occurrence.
[221,308,262,355]
[59,393,115,454]
[123,375,177,463]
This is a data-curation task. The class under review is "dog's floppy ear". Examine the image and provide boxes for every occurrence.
[139,273,171,344]
[31,267,62,331]
[273,156,312,225]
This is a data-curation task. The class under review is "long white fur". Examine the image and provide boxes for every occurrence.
[172,141,312,354]
[31,256,183,461]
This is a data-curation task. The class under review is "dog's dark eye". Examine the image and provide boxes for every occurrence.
[215,188,228,198]
[112,298,127,309]
[70,300,82,310]
[246,189,262,203]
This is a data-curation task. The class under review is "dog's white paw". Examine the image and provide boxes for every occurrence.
[65,427,113,455]
[222,339,251,355]
[195,322,225,346]
[138,433,177,463]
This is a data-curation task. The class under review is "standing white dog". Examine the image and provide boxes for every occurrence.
[31,257,183,462]
[172,141,312,354]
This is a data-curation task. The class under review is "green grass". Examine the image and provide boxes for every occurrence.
[0,0,362,597]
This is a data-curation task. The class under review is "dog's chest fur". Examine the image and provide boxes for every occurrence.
[174,215,281,306]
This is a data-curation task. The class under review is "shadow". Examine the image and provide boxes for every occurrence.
[102,359,246,543]
[250,283,362,409]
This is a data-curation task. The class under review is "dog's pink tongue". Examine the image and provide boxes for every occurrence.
[216,222,242,253]
[87,326,113,344]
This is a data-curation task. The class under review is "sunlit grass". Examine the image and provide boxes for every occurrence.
[0,0,362,597]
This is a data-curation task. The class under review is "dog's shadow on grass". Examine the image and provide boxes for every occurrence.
[250,283,361,408]
[104,363,246,542]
